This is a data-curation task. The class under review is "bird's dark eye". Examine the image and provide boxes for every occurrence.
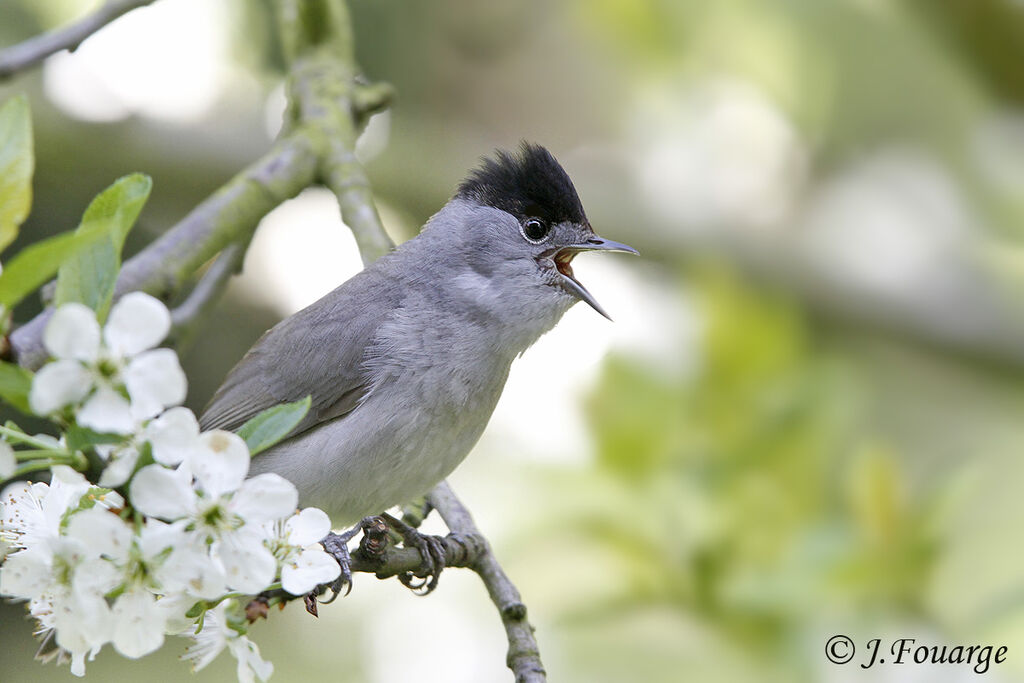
[521,218,550,243]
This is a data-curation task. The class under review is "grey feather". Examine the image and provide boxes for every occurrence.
[199,267,401,436]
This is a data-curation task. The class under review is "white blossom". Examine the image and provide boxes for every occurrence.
[109,586,167,658]
[267,507,340,595]
[130,430,298,593]
[182,603,273,683]
[95,406,203,487]
[29,294,187,433]
[2,300,326,681]
[0,466,91,552]
[1,474,139,675]
[0,524,120,676]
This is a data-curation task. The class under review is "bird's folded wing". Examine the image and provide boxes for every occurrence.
[199,271,398,439]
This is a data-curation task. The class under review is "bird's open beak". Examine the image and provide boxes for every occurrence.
[552,236,638,320]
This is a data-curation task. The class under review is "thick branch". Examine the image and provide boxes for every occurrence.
[428,481,547,683]
[278,0,395,265]
[10,131,319,369]
[0,0,155,80]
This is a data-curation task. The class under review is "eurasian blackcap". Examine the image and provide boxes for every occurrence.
[201,142,635,538]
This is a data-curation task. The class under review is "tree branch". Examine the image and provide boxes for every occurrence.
[277,0,395,265]
[10,130,319,369]
[429,481,547,683]
[349,530,490,578]
[0,0,156,80]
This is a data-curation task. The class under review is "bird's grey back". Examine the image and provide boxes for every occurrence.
[199,263,404,436]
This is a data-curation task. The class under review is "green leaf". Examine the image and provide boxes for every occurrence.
[0,220,115,310]
[64,425,125,452]
[236,396,311,456]
[54,173,152,320]
[0,360,32,414]
[0,95,33,254]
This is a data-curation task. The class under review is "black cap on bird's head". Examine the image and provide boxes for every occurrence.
[456,142,637,320]
[456,142,588,227]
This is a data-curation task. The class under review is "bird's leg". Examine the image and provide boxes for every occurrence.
[381,511,447,595]
[320,516,383,602]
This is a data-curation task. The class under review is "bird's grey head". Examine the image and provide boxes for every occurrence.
[442,142,637,320]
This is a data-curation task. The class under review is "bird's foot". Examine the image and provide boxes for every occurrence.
[319,516,384,602]
[381,511,447,595]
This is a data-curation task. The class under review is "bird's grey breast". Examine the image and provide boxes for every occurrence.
[249,280,515,523]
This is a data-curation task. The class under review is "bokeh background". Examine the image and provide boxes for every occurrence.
[3,0,1024,681]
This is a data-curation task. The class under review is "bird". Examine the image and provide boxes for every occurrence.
[199,142,636,592]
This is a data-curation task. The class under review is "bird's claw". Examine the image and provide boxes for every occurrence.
[320,518,369,602]
[382,512,447,595]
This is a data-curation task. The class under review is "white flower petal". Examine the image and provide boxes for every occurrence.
[97,445,140,487]
[104,292,171,356]
[281,548,341,595]
[153,593,196,635]
[147,406,200,466]
[193,431,250,497]
[47,466,90,512]
[129,465,196,520]
[215,531,276,593]
[0,547,51,599]
[0,441,14,480]
[66,507,133,564]
[111,588,166,658]
[137,518,184,560]
[182,606,229,672]
[156,540,227,601]
[77,385,134,434]
[72,555,123,597]
[29,360,92,415]
[124,349,187,420]
[44,303,100,361]
[52,590,112,673]
[232,474,298,523]
[284,507,331,546]
[228,634,274,683]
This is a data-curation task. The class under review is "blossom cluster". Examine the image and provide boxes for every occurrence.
[0,294,340,681]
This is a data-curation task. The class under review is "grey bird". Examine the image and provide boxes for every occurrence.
[200,143,636,591]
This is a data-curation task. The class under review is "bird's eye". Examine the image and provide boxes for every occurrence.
[521,218,550,243]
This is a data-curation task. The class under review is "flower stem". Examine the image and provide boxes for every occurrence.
[13,459,62,477]
[0,425,63,450]
[12,448,73,462]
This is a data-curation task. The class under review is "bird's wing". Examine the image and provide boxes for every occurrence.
[199,270,399,437]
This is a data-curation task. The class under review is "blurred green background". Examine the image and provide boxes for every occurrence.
[4,0,1024,681]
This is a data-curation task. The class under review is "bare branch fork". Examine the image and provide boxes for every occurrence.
[3,1,546,680]
[0,0,157,80]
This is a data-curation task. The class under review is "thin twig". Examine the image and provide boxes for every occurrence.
[168,242,247,351]
[428,481,547,683]
[0,0,156,80]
